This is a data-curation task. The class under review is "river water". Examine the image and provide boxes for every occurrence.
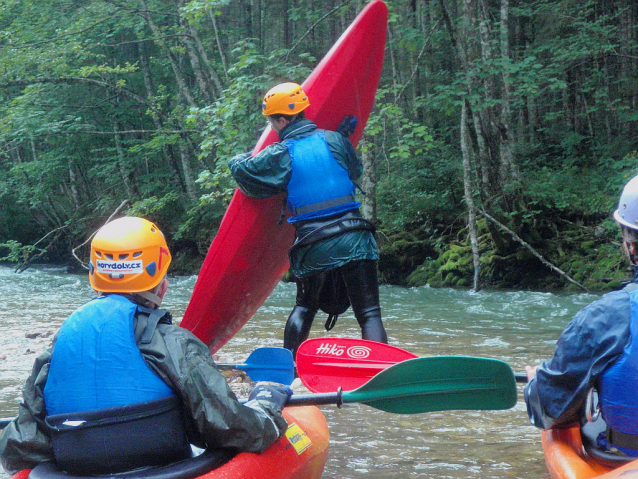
[0,265,599,478]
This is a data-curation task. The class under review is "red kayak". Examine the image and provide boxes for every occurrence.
[12,405,329,479]
[181,0,389,352]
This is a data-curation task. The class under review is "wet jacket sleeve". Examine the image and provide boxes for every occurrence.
[324,130,362,181]
[524,290,631,429]
[228,143,291,198]
[0,345,55,474]
[138,323,287,453]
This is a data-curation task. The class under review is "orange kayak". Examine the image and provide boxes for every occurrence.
[542,426,638,479]
[12,406,329,479]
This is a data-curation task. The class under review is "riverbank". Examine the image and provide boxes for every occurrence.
[2,208,629,294]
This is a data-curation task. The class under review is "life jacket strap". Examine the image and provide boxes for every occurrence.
[136,308,170,344]
[290,193,356,217]
[606,426,638,450]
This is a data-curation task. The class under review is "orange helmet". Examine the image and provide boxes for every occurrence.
[89,217,171,293]
[262,82,310,116]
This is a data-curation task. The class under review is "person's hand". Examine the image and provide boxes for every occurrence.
[249,383,293,409]
[525,365,537,382]
[336,115,358,137]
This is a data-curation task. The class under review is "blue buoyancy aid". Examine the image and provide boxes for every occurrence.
[286,131,360,223]
[43,294,174,415]
[598,288,638,443]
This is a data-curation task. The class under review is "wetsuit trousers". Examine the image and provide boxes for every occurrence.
[283,259,388,356]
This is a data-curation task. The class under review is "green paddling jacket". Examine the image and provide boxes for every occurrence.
[228,119,378,278]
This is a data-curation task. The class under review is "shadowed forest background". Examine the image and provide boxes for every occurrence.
[1,0,637,291]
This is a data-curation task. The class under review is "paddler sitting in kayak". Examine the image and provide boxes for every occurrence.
[0,217,291,475]
[228,82,388,357]
[525,174,638,458]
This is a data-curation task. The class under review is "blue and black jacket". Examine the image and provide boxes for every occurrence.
[525,283,638,454]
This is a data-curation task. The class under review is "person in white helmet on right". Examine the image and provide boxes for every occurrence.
[524,174,638,458]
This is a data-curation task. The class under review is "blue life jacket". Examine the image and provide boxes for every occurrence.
[598,287,638,453]
[44,294,174,415]
[286,131,360,223]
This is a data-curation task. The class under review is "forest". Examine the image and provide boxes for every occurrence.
[0,0,637,292]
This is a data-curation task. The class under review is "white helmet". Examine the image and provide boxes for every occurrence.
[614,175,638,230]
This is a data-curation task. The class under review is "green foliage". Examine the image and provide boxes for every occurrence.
[0,240,44,263]
[0,0,636,290]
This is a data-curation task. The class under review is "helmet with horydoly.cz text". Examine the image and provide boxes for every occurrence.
[89,217,171,293]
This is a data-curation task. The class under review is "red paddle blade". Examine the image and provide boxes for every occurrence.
[296,338,418,393]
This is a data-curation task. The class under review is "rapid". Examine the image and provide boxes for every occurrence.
[0,265,599,478]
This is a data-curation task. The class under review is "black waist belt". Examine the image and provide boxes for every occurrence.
[290,210,375,254]
[607,426,638,450]
[290,193,356,216]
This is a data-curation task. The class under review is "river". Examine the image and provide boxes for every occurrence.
[0,265,599,478]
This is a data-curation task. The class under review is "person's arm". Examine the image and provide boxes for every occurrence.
[0,346,55,474]
[140,325,287,453]
[324,129,362,181]
[524,290,630,429]
[228,143,291,198]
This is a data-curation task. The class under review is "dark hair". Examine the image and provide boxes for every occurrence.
[622,225,638,244]
[268,111,305,122]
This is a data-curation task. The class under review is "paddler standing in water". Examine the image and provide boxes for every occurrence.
[525,174,638,457]
[228,82,388,357]
[0,217,291,475]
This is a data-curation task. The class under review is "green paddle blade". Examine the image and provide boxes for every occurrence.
[342,356,517,414]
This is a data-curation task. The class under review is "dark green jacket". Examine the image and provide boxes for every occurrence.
[0,298,286,474]
[228,119,378,277]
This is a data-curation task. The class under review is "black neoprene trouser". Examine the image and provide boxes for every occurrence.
[283,259,388,357]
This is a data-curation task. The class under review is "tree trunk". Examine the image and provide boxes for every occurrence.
[498,0,519,185]
[178,138,198,202]
[461,102,481,292]
[137,40,188,198]
[189,22,224,97]
[359,137,377,222]
[174,0,213,104]
[111,116,134,199]
[137,0,198,108]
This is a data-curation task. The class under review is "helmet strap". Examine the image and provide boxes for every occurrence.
[136,290,162,308]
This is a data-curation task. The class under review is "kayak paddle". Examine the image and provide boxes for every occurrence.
[296,337,418,393]
[297,338,529,392]
[0,356,517,428]
[284,356,518,413]
[216,347,295,385]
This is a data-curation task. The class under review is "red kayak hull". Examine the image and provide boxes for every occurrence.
[180,0,388,352]
[11,405,329,479]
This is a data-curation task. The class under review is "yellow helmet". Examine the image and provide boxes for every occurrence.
[89,217,171,293]
[261,82,310,116]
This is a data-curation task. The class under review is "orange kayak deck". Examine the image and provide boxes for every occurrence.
[542,427,638,479]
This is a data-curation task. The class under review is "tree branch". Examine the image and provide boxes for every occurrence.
[71,200,131,270]
[478,208,590,292]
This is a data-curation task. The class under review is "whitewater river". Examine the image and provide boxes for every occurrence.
[0,265,599,478]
